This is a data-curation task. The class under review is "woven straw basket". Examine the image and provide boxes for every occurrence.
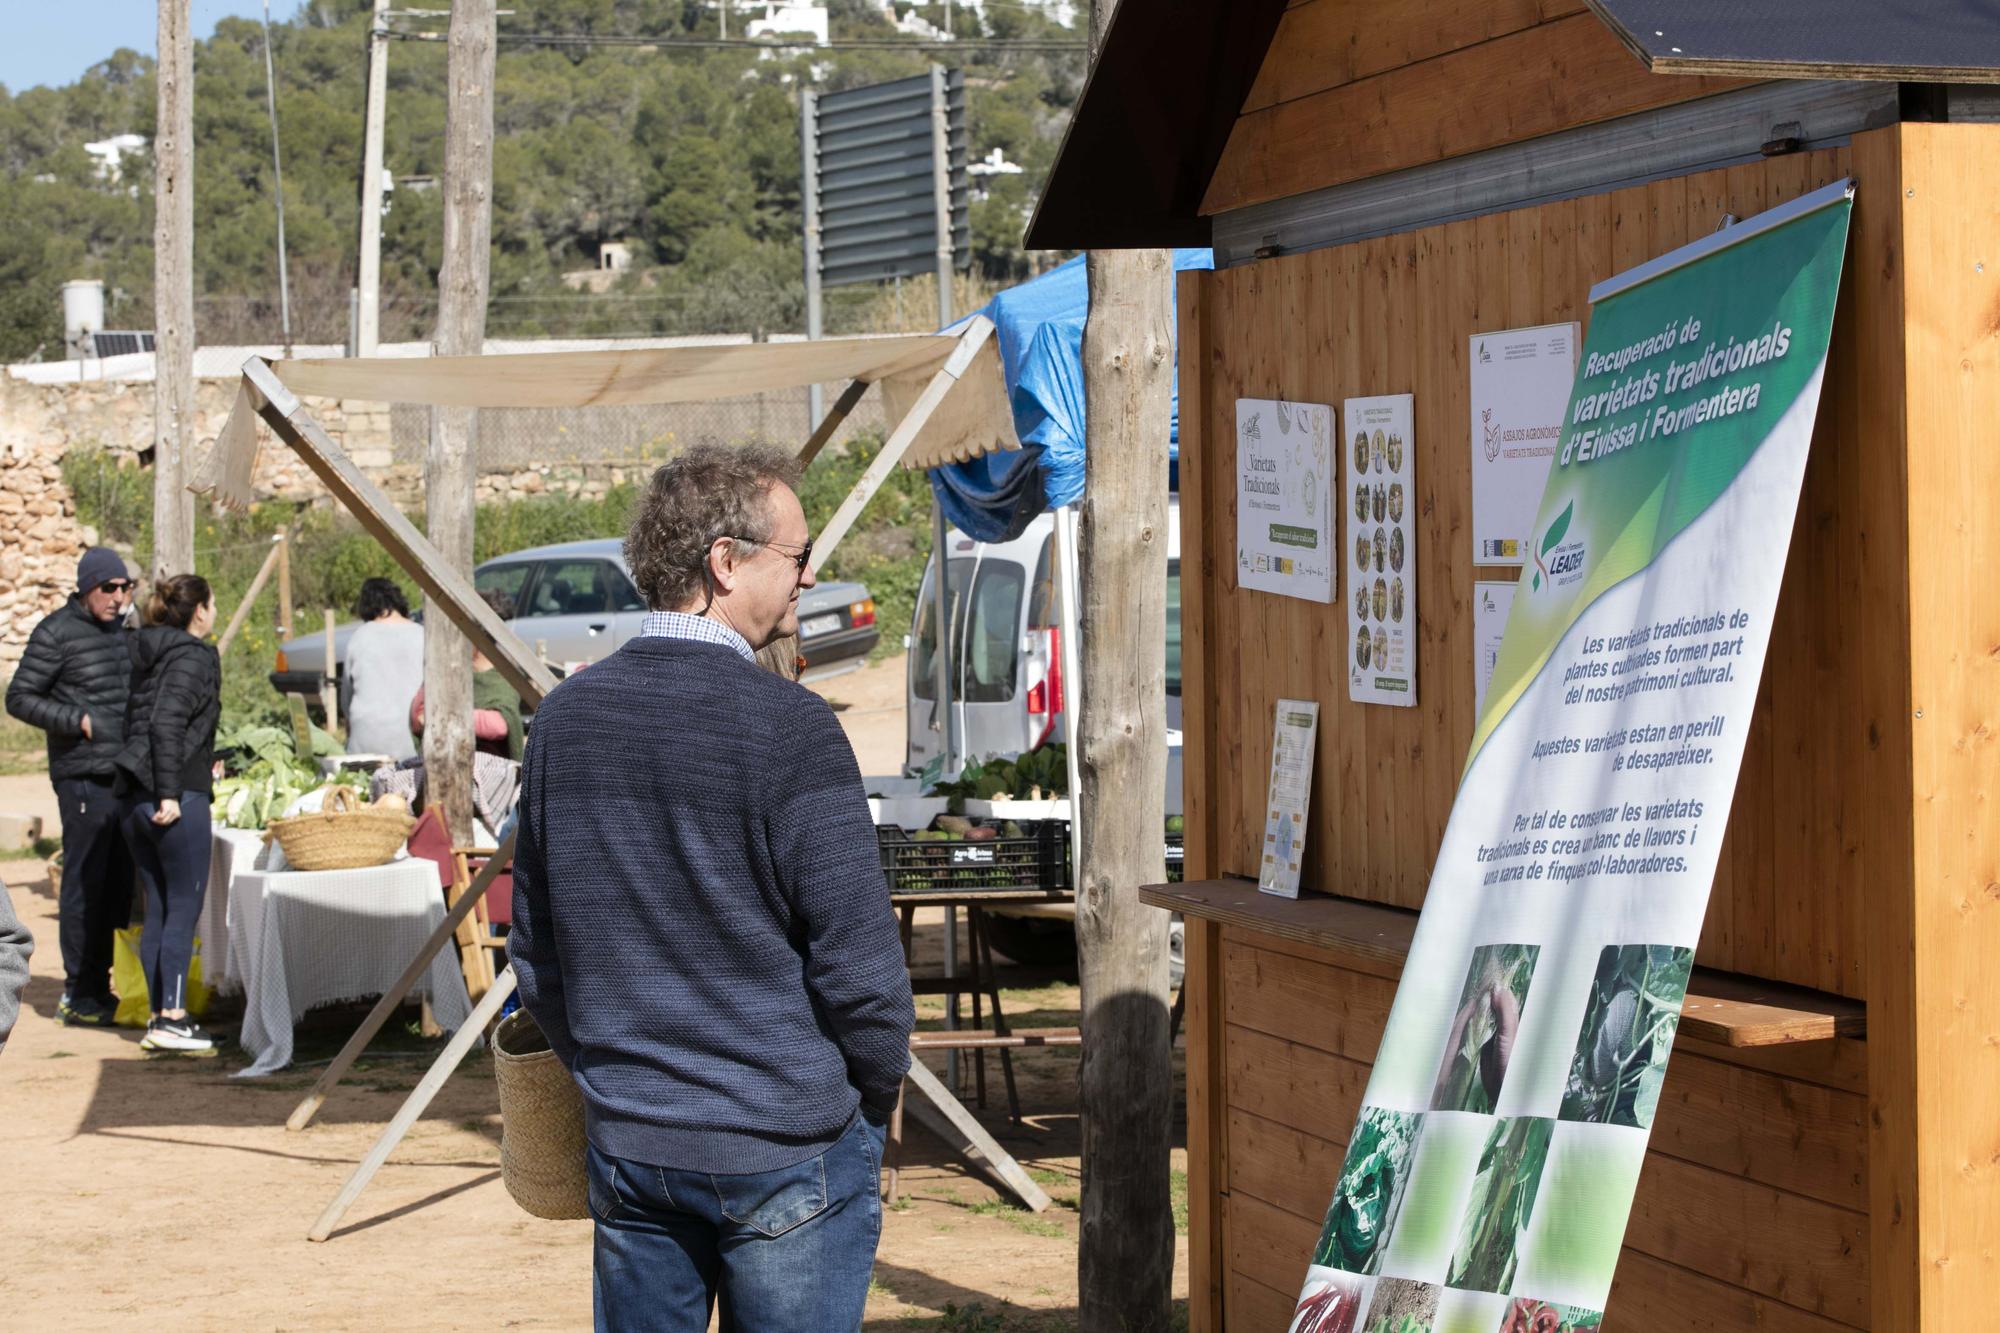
[492,1009,590,1220]
[264,785,415,872]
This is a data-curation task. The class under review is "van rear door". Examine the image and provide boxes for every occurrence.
[906,549,1037,774]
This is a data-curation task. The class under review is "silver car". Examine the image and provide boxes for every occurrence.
[270,537,879,700]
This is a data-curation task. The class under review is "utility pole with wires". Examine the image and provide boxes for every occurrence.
[422,0,497,843]
[153,0,196,583]
[259,0,294,352]
[355,0,393,356]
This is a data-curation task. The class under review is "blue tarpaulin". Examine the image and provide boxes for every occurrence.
[929,248,1213,541]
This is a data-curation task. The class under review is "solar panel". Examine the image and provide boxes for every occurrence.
[1588,0,2000,82]
[89,331,156,358]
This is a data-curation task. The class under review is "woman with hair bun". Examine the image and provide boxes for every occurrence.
[115,574,221,1054]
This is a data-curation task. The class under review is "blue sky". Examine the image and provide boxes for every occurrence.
[0,2,306,95]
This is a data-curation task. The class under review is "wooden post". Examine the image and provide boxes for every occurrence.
[276,529,294,638]
[1074,6,1176,1323]
[423,0,496,845]
[322,608,339,733]
[215,535,285,656]
[355,0,393,355]
[152,0,196,581]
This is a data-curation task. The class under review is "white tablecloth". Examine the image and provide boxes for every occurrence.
[228,858,473,1077]
[201,829,271,994]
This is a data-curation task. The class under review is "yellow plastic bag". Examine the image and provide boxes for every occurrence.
[111,926,213,1027]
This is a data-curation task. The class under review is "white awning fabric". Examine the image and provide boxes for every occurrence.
[198,328,1018,508]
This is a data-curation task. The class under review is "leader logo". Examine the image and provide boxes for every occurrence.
[1532,501,1585,592]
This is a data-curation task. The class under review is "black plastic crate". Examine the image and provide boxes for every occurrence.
[1165,831,1184,883]
[878,820,1070,895]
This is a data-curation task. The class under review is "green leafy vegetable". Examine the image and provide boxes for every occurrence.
[1558,944,1694,1128]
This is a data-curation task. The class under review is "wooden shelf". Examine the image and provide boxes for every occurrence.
[1143,878,1866,1049]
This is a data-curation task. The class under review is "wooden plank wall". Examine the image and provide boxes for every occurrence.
[1178,148,1874,998]
[1214,928,1870,1329]
[1862,122,2000,1330]
[1201,2,1744,215]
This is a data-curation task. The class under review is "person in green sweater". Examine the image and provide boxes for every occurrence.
[407,589,524,762]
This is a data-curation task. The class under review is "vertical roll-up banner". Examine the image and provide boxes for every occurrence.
[1288,181,1855,1333]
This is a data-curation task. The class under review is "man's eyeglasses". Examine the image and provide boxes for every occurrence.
[734,536,812,575]
[99,580,136,594]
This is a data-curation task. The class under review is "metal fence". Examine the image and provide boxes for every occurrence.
[389,385,890,469]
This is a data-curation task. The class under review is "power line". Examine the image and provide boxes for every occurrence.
[388,30,1082,52]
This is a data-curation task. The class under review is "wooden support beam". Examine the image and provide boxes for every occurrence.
[902,1057,1053,1212]
[797,378,870,468]
[243,358,557,708]
[308,967,517,1242]
[807,317,994,575]
[215,535,285,656]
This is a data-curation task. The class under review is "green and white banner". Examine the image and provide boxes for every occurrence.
[1289,181,1855,1333]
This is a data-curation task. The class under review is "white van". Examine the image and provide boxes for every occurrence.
[904,498,1183,794]
[902,500,1186,973]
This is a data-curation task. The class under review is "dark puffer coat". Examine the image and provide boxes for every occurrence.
[4,596,132,781]
[115,625,222,803]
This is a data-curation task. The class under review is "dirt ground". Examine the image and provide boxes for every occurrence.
[0,672,1190,1331]
[810,651,913,779]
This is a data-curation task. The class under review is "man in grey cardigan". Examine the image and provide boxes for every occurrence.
[0,891,32,1053]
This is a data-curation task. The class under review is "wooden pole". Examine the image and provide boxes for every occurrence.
[153,0,196,581]
[355,0,393,355]
[276,529,294,637]
[424,0,496,845]
[215,536,284,656]
[307,966,516,1242]
[322,608,339,733]
[1073,5,1176,1326]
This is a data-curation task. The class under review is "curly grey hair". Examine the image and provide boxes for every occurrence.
[625,442,803,611]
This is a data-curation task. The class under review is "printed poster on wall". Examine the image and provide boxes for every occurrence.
[1258,699,1320,900]
[1344,394,1417,707]
[1471,322,1580,565]
[1236,398,1336,603]
[1289,182,1856,1333]
[1473,580,1518,716]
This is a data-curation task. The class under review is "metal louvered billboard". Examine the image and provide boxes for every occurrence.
[804,67,970,290]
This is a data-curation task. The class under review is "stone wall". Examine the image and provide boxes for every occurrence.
[0,373,667,680]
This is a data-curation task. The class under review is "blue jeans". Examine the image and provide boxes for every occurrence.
[588,1113,887,1333]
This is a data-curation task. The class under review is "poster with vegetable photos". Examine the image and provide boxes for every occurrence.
[1237,398,1337,603]
[1470,322,1580,566]
[1258,699,1320,900]
[1344,394,1416,706]
[1291,181,1857,1329]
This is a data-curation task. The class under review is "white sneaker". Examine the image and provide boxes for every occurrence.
[141,1016,216,1053]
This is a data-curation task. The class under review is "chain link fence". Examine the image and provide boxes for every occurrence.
[390,385,890,469]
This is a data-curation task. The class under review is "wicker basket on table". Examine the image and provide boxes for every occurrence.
[264,785,416,872]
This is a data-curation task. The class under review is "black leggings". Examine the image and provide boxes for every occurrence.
[124,792,213,1015]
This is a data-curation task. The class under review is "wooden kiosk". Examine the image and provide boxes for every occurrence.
[1032,4,2000,1329]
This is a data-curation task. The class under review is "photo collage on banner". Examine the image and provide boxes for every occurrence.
[1344,395,1417,706]
[1287,182,1857,1333]
[1237,398,1337,604]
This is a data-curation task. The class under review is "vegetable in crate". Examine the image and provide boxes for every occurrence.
[922,743,1069,810]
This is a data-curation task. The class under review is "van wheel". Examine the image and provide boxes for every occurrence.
[979,915,1078,968]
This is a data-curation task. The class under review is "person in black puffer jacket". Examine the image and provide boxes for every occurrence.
[115,574,222,1055]
[4,546,137,1027]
